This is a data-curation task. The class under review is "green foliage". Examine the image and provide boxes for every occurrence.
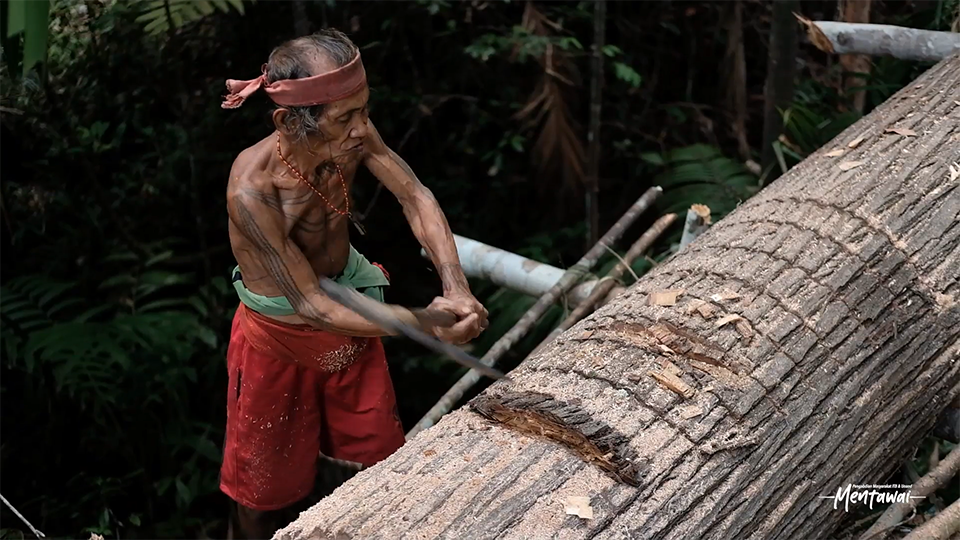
[134,0,250,36]
[641,144,759,220]
[5,0,50,75]
[2,0,252,76]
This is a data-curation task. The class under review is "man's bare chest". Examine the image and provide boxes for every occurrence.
[275,163,360,248]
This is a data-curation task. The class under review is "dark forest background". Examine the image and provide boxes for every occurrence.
[1,0,957,538]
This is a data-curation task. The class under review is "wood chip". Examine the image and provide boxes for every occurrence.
[885,126,917,137]
[649,370,695,399]
[564,496,594,520]
[648,289,685,306]
[680,405,704,419]
[734,319,754,338]
[824,148,845,157]
[423,449,436,457]
[658,343,676,355]
[686,299,707,314]
[949,163,959,182]
[847,135,866,148]
[716,314,744,328]
[697,303,718,318]
[576,330,595,341]
[662,360,683,377]
[710,291,740,302]
[838,161,864,171]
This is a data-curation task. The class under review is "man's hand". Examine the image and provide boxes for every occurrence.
[425,295,489,345]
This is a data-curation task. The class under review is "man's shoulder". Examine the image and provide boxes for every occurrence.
[228,146,276,197]
[227,150,279,215]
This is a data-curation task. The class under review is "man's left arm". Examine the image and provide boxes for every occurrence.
[363,121,488,343]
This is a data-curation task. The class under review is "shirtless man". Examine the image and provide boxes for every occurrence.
[218,29,488,538]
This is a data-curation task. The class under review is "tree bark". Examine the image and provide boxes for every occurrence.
[761,0,800,184]
[798,19,960,63]
[277,55,960,540]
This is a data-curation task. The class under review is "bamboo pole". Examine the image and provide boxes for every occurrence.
[530,213,677,357]
[407,186,662,439]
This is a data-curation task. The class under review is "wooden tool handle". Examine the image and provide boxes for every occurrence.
[415,308,459,328]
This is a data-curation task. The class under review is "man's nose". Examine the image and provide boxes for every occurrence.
[350,118,368,139]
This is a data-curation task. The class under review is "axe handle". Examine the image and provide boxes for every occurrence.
[415,309,459,328]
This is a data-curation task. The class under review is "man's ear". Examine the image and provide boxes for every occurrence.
[271,108,297,135]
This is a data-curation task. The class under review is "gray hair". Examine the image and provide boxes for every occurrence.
[265,29,359,142]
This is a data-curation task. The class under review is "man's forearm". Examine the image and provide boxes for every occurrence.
[406,193,471,297]
[295,293,401,337]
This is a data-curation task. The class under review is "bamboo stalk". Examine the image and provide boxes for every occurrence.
[407,187,663,439]
[530,213,677,356]
[859,446,960,540]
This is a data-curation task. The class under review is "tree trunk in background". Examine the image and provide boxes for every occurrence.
[292,0,310,37]
[585,0,606,249]
[839,0,873,113]
[761,0,800,183]
[723,0,751,162]
[277,55,960,540]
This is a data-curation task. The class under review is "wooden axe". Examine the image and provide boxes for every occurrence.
[317,276,506,380]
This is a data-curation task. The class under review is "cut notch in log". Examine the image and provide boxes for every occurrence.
[470,390,645,487]
[406,187,662,439]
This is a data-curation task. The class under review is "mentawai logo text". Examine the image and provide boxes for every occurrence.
[819,484,925,512]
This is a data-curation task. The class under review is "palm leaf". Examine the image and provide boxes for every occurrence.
[134,0,253,36]
[646,144,758,220]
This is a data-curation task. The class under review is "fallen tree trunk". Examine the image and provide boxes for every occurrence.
[278,54,960,540]
[798,18,960,62]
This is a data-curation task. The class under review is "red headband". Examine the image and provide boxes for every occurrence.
[221,53,367,109]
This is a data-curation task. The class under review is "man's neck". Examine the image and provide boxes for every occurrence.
[274,133,329,180]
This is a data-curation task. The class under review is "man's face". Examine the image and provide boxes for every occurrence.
[310,85,370,161]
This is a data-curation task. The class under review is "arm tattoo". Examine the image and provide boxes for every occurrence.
[439,262,471,295]
[234,200,329,323]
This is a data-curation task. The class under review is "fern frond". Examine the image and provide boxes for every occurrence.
[647,144,758,219]
[134,0,251,36]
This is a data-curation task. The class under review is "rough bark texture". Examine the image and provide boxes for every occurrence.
[278,55,960,540]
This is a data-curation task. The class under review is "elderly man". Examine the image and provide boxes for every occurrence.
[219,28,488,538]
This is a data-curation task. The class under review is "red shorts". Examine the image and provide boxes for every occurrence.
[219,304,406,511]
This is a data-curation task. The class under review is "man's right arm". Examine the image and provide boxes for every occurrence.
[228,188,420,337]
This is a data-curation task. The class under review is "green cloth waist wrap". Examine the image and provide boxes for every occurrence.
[232,245,389,316]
